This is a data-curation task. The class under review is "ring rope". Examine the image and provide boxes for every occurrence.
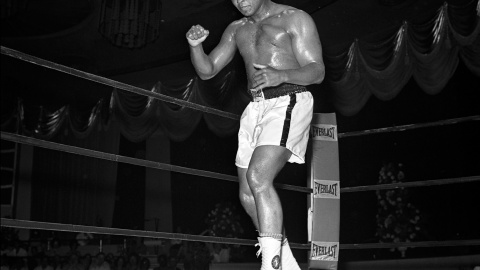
[2,218,478,250]
[0,46,240,121]
[338,115,480,138]
[340,239,480,250]
[0,131,236,181]
[2,47,479,256]
[0,218,308,249]
[0,131,309,194]
[341,175,480,193]
[2,46,478,135]
[3,131,479,194]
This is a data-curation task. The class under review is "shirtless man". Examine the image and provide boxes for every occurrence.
[187,0,324,269]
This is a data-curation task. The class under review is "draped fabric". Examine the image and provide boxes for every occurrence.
[324,2,480,116]
[112,66,251,142]
[2,1,478,141]
[0,1,478,227]
[27,101,120,227]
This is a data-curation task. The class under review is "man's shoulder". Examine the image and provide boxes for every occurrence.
[277,6,311,21]
[275,6,315,32]
[224,17,249,37]
[228,17,249,29]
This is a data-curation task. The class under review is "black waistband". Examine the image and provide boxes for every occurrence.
[250,84,307,101]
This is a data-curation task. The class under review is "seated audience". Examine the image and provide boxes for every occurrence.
[112,256,126,270]
[6,241,28,257]
[89,253,110,270]
[63,253,83,270]
[125,254,139,270]
[139,258,149,270]
[80,254,92,270]
[33,255,54,270]
[152,255,166,270]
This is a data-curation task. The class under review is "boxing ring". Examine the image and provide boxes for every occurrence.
[1,45,480,270]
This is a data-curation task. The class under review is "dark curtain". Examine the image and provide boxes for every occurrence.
[28,102,120,227]
[2,0,478,228]
[111,60,250,142]
[322,2,480,116]
[4,2,478,141]
[111,136,146,230]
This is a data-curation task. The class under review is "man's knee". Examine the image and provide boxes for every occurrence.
[246,166,273,195]
[239,190,255,213]
[239,187,253,203]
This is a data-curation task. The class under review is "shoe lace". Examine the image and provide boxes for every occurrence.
[255,242,263,258]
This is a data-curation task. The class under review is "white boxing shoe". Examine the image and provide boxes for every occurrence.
[256,237,282,270]
[281,238,301,270]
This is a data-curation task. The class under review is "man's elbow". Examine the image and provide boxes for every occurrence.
[312,67,325,85]
[306,61,324,84]
[196,68,217,80]
[198,74,214,80]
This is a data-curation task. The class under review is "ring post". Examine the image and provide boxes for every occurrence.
[307,113,340,270]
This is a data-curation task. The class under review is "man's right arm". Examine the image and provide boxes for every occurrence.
[187,23,238,80]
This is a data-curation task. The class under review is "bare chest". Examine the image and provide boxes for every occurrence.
[236,22,294,64]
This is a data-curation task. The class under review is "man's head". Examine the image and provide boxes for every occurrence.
[167,255,177,267]
[140,257,150,270]
[231,0,270,17]
[96,252,105,265]
[69,253,79,264]
[156,254,167,267]
[40,256,49,267]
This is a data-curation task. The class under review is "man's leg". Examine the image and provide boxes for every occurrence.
[250,145,288,270]
[248,145,294,270]
[246,145,290,234]
[238,166,259,230]
[238,146,301,270]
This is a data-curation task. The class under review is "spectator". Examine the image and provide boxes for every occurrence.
[166,255,179,270]
[29,246,40,257]
[63,253,83,270]
[0,255,10,270]
[1,242,8,256]
[6,241,28,257]
[89,253,110,270]
[51,255,64,270]
[153,255,166,270]
[168,228,183,260]
[80,254,92,270]
[112,256,126,270]
[153,255,179,270]
[178,242,210,270]
[28,250,39,270]
[76,234,93,247]
[139,258,149,270]
[67,241,79,257]
[125,253,139,270]
[33,255,54,270]
[132,239,146,256]
[37,242,48,257]
[11,257,28,270]
[208,243,230,263]
[105,254,114,268]
[45,239,64,258]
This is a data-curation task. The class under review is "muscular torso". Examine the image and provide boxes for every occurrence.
[233,8,301,89]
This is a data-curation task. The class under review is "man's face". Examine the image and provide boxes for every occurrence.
[231,0,263,17]
[70,254,79,263]
[97,255,104,265]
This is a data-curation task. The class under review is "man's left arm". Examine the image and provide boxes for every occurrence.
[284,10,325,85]
[252,11,325,90]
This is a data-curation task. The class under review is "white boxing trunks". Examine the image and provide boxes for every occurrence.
[235,84,313,168]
